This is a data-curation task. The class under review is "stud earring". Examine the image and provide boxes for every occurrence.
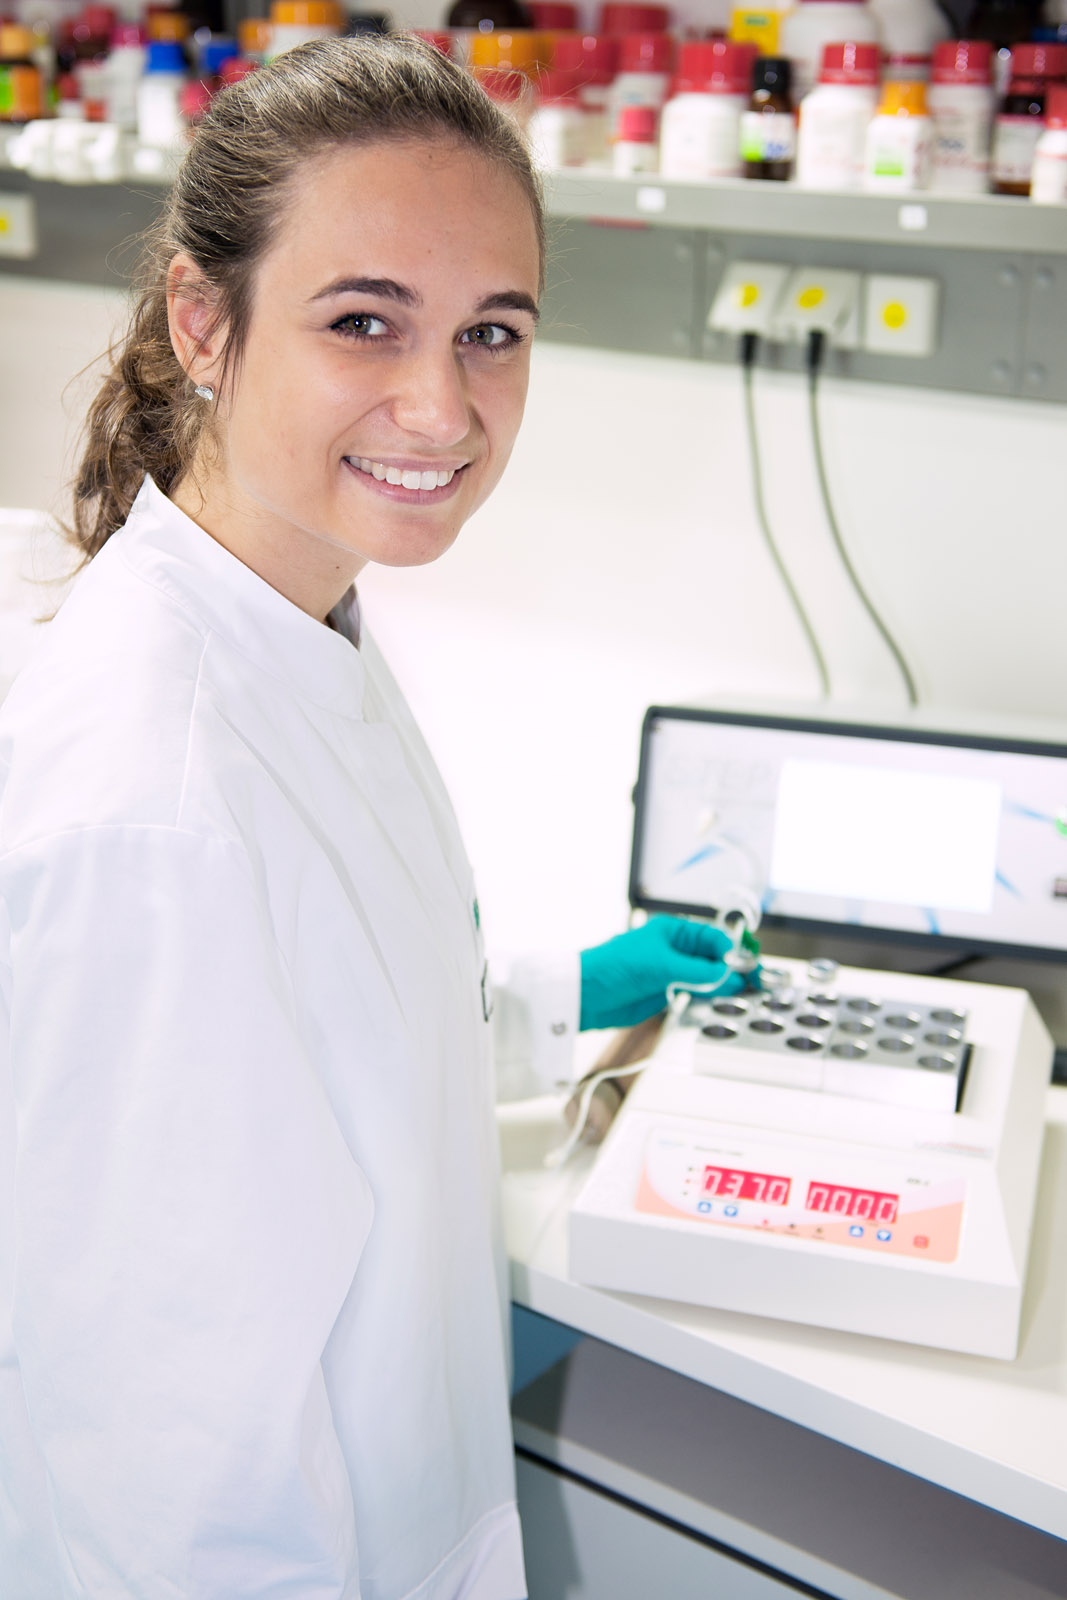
[194,384,214,402]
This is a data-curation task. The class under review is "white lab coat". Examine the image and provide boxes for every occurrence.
[0,478,575,1599]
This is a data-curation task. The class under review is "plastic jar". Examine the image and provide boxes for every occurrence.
[469,28,548,83]
[268,1,343,61]
[1030,81,1067,201]
[927,38,994,194]
[0,27,43,123]
[528,2,578,23]
[611,29,674,137]
[779,0,880,101]
[105,22,146,130]
[136,38,187,147]
[528,67,589,165]
[597,3,670,32]
[867,0,947,61]
[740,54,797,178]
[612,100,658,171]
[659,39,758,179]
[238,18,273,64]
[864,77,932,188]
[552,32,618,162]
[795,40,881,188]
[991,41,1067,196]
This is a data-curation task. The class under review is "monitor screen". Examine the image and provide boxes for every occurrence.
[630,708,1067,958]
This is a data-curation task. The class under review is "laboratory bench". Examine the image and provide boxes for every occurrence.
[502,1070,1067,1599]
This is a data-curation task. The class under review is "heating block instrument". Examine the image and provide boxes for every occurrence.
[568,705,1064,1359]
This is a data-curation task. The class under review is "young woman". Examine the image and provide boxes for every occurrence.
[0,36,737,1599]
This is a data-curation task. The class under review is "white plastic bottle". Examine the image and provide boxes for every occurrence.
[610,31,673,138]
[864,78,932,189]
[136,39,186,148]
[779,0,881,102]
[659,39,758,179]
[795,40,881,188]
[527,69,589,167]
[1031,83,1067,202]
[104,21,146,132]
[866,0,948,60]
[927,38,994,193]
[612,102,658,172]
[552,32,618,165]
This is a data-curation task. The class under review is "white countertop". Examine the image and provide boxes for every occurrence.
[499,1075,1067,1541]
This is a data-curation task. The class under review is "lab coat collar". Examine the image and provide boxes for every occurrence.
[115,477,365,719]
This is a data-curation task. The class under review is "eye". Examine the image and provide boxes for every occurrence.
[331,312,389,339]
[460,322,523,351]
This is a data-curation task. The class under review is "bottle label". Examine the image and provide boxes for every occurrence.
[992,114,1045,185]
[929,103,992,192]
[1031,145,1067,204]
[740,109,797,164]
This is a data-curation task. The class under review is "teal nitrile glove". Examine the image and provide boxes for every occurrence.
[579,916,746,1032]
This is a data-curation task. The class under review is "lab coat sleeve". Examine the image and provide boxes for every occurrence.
[3,825,371,1600]
[490,949,581,1102]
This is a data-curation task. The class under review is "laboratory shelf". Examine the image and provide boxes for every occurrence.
[543,168,1067,256]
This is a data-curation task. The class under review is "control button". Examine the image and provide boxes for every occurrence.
[876,1229,892,1242]
[697,1200,712,1214]
[913,1234,929,1249]
[849,1225,864,1238]
[724,1204,739,1217]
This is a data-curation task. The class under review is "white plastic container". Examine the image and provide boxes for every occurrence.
[659,40,757,180]
[1031,83,1067,203]
[795,40,881,188]
[527,70,589,168]
[864,78,932,189]
[136,40,186,148]
[926,38,994,194]
[552,33,617,165]
[268,0,342,61]
[779,0,880,102]
[612,102,658,173]
[105,21,145,130]
[866,0,947,59]
[610,31,673,137]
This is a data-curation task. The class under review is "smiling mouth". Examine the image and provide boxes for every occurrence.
[346,456,461,491]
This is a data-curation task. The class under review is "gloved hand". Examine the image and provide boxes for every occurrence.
[579,916,747,1032]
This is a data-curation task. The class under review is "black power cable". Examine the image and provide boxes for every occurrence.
[739,332,831,700]
[805,329,919,709]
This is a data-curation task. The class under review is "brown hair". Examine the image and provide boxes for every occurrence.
[69,33,545,560]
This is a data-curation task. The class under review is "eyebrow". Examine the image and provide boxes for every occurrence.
[310,276,540,323]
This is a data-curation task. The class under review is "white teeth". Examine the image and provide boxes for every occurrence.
[350,458,458,491]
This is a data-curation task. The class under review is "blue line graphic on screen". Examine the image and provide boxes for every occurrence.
[1004,801,1054,825]
[673,842,724,874]
[923,908,941,935]
[996,871,1021,899]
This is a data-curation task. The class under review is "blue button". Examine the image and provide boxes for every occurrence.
[724,1205,739,1218]
[697,1200,712,1214]
[877,1229,892,1242]
[849,1225,864,1238]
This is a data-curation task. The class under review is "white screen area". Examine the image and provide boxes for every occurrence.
[769,761,1002,914]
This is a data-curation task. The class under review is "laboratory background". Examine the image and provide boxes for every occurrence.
[3,0,1067,1595]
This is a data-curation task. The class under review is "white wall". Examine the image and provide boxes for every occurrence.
[4,275,1066,962]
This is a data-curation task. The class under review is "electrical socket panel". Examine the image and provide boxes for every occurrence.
[707,261,792,336]
[0,193,37,259]
[863,274,940,358]
[772,268,862,351]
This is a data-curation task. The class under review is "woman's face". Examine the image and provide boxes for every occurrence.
[175,137,541,612]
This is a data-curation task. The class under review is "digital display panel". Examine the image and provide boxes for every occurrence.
[630,706,1067,959]
[805,1183,899,1224]
[703,1166,792,1206]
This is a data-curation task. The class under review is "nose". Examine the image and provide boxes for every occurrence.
[389,342,473,449]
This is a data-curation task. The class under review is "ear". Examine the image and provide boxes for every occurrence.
[167,252,227,389]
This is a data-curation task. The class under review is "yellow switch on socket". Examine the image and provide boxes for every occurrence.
[863,274,938,357]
